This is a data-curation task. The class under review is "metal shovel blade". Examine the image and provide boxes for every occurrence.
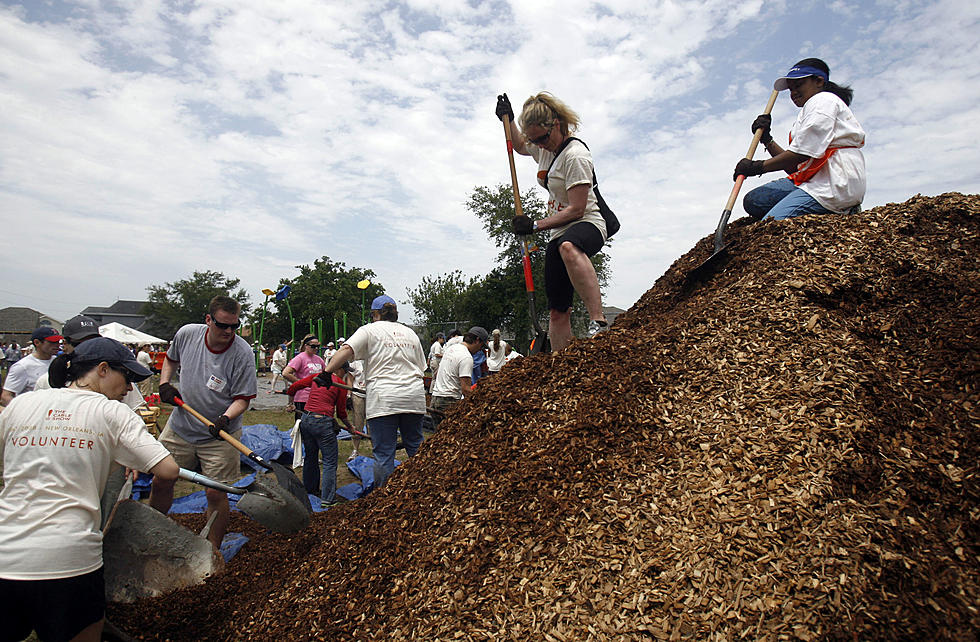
[237,474,311,534]
[103,499,222,603]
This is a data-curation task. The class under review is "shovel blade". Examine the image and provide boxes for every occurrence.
[237,476,311,534]
[265,460,313,515]
[103,500,222,603]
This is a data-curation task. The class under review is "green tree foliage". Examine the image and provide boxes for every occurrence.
[142,270,251,340]
[261,257,383,349]
[410,184,611,350]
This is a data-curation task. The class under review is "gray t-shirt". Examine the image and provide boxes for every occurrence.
[164,324,257,444]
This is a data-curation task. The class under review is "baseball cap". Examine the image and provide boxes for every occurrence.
[371,295,397,310]
[467,326,489,344]
[71,337,152,381]
[31,327,63,343]
[492,328,501,336]
[773,64,829,91]
[62,315,100,343]
[327,341,335,347]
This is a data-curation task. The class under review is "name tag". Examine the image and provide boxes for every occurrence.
[206,374,226,392]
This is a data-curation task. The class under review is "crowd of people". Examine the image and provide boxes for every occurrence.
[0,58,867,640]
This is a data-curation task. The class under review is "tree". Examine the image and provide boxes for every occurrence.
[407,271,474,338]
[142,271,251,339]
[262,257,383,348]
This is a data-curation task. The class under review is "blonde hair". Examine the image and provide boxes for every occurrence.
[519,92,580,138]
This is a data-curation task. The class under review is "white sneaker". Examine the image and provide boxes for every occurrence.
[347,450,359,461]
[588,319,609,336]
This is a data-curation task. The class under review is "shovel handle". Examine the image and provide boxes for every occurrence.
[725,89,780,212]
[502,114,524,219]
[330,381,366,396]
[173,397,274,472]
[178,468,244,495]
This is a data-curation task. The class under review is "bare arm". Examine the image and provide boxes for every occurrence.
[459,377,473,398]
[282,365,299,383]
[537,183,590,231]
[159,357,177,384]
[324,344,355,374]
[222,398,250,422]
[0,389,14,407]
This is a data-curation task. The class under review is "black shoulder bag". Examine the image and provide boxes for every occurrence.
[545,137,621,238]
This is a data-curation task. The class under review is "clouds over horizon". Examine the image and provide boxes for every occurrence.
[2,0,978,325]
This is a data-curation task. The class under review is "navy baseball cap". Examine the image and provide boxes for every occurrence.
[31,327,63,342]
[72,337,153,381]
[62,315,100,343]
[371,295,397,310]
[774,64,829,91]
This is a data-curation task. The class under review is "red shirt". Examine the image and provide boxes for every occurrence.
[285,373,349,419]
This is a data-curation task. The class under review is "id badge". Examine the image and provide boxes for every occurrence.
[206,374,226,392]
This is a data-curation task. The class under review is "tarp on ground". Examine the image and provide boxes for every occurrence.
[336,454,400,501]
[170,471,329,514]
[239,424,294,470]
[98,322,167,345]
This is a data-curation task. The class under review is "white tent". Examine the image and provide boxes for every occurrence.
[98,322,167,345]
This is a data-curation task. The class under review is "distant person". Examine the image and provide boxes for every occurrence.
[346,358,367,460]
[445,328,463,348]
[324,341,336,360]
[0,337,178,642]
[429,327,487,430]
[486,329,508,375]
[428,332,445,377]
[150,295,257,550]
[136,344,155,399]
[322,295,426,490]
[734,58,866,221]
[497,91,611,349]
[282,335,326,419]
[269,343,288,392]
[1,328,62,407]
[504,344,523,364]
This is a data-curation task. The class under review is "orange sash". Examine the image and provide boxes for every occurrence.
[787,133,863,186]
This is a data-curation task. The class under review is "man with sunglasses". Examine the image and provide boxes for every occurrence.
[150,295,257,550]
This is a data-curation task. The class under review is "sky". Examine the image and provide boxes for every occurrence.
[2,0,979,329]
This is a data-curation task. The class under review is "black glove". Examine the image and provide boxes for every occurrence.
[314,372,333,388]
[210,414,230,439]
[734,159,765,181]
[751,114,773,144]
[495,93,514,122]
[158,382,179,405]
[511,215,534,235]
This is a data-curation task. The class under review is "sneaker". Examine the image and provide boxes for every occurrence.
[588,319,609,336]
[347,450,359,461]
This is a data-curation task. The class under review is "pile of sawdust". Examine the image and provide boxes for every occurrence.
[112,193,979,641]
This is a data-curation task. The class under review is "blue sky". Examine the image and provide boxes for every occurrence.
[2,0,978,327]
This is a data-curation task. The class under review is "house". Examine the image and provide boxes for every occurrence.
[0,307,63,346]
[80,300,149,331]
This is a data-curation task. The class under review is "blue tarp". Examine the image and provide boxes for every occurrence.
[239,424,293,470]
[336,454,400,501]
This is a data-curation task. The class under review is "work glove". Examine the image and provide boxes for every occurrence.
[314,371,333,388]
[733,159,765,181]
[158,382,179,405]
[751,114,773,144]
[511,215,534,235]
[210,414,230,439]
[495,93,514,122]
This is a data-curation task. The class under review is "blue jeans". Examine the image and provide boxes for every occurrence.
[299,412,338,503]
[743,178,832,221]
[367,413,424,489]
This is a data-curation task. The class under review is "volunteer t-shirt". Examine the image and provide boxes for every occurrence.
[271,349,287,372]
[528,139,606,241]
[486,340,508,372]
[0,388,171,580]
[430,343,474,400]
[344,321,426,420]
[445,336,463,348]
[428,341,443,372]
[348,359,366,399]
[35,371,146,410]
[285,351,326,404]
[164,324,257,444]
[787,91,866,213]
[2,353,52,395]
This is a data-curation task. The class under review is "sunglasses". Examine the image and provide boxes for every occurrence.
[528,122,554,146]
[209,316,241,330]
[109,365,137,383]
[305,343,321,349]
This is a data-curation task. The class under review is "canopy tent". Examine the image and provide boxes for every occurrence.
[98,322,167,345]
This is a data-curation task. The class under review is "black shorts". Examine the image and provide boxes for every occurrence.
[0,566,105,642]
[544,222,605,313]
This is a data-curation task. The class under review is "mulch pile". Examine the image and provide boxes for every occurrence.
[110,193,979,641]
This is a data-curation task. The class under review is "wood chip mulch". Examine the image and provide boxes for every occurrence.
[109,193,979,641]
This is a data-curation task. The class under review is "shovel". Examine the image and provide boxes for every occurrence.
[178,468,309,534]
[501,111,549,354]
[688,89,779,283]
[172,397,313,519]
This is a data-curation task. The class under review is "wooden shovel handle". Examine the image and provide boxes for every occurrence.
[174,397,271,469]
[502,114,524,219]
[725,89,780,212]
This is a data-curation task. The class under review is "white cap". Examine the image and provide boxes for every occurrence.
[327,341,334,347]
[338,337,345,342]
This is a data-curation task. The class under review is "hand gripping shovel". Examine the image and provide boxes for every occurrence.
[501,110,549,354]
[172,397,313,526]
[178,468,309,534]
[688,89,779,283]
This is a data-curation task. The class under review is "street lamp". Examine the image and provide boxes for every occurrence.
[357,279,371,325]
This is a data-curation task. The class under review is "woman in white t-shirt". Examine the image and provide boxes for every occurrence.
[497,91,610,350]
[486,329,508,374]
[734,57,866,221]
[0,337,178,642]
